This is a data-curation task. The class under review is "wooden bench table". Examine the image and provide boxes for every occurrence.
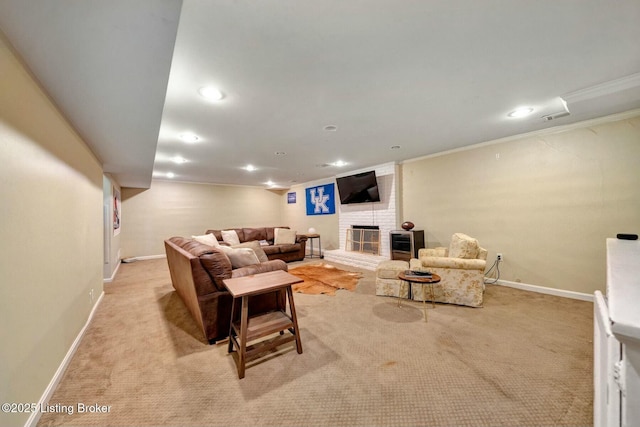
[223,270,304,379]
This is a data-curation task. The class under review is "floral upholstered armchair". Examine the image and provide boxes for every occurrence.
[409,233,487,307]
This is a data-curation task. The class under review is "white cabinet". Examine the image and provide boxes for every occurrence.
[594,238,640,427]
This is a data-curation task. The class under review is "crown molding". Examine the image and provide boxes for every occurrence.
[563,73,640,104]
[402,108,640,164]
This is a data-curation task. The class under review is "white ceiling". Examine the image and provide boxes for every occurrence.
[2,1,640,189]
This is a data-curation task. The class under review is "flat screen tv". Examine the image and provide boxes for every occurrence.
[336,170,380,204]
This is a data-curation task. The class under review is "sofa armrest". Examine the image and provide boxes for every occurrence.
[296,235,308,243]
[418,256,486,271]
[231,259,288,278]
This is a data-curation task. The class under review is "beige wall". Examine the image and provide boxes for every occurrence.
[281,179,340,254]
[0,34,103,426]
[121,180,284,257]
[402,112,640,295]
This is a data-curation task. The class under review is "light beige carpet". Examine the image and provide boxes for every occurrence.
[37,258,593,427]
[290,262,362,295]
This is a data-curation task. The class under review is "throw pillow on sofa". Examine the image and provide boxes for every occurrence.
[221,229,241,246]
[218,245,260,268]
[274,228,297,245]
[232,240,269,263]
[192,233,220,247]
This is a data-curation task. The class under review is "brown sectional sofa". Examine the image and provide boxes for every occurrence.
[164,236,288,344]
[205,226,307,263]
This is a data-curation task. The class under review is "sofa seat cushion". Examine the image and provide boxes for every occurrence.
[231,259,288,278]
[418,256,486,271]
[262,245,282,255]
[275,243,301,254]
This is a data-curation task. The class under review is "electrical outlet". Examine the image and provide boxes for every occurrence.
[497,253,503,261]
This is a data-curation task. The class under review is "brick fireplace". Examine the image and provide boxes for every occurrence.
[324,162,399,270]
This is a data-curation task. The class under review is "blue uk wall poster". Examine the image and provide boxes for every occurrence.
[306,183,336,215]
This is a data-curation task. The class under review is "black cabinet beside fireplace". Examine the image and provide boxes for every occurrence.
[390,230,425,261]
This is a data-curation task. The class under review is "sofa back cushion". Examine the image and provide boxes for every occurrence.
[206,227,291,244]
[243,227,267,242]
[449,233,479,259]
[198,248,233,291]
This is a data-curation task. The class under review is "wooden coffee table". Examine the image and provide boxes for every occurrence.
[223,270,304,379]
[398,271,441,322]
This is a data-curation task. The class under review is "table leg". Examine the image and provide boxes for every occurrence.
[430,282,436,309]
[237,295,249,379]
[228,298,236,353]
[286,286,303,354]
[398,280,413,307]
[422,283,428,322]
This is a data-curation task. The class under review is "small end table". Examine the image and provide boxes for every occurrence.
[223,270,304,379]
[304,233,323,259]
[397,271,441,322]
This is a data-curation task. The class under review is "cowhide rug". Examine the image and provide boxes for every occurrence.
[289,263,363,296]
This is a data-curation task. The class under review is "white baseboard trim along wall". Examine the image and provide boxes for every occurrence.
[103,260,121,283]
[25,291,105,427]
[123,254,166,262]
[494,279,594,302]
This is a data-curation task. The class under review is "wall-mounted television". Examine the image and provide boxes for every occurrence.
[335,170,380,204]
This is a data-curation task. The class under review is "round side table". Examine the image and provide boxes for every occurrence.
[397,272,441,322]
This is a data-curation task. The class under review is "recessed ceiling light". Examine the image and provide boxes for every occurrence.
[265,180,275,187]
[323,125,338,131]
[199,86,224,101]
[171,156,188,164]
[331,160,348,167]
[244,164,256,172]
[507,107,534,118]
[275,151,287,156]
[166,172,175,178]
[179,133,199,143]
[391,145,401,150]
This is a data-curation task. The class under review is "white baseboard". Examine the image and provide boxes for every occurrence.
[492,278,594,302]
[25,291,105,427]
[103,260,121,283]
[130,254,166,261]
